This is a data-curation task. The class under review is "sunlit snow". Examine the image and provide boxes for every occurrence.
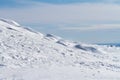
[0,19,120,80]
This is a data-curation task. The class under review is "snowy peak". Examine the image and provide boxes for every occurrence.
[0,18,20,27]
[0,18,44,38]
[0,18,22,33]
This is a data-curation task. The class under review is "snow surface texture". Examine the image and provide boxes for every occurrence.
[0,19,120,80]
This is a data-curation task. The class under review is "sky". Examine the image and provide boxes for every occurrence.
[0,0,120,43]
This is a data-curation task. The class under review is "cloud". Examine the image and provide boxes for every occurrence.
[103,0,120,3]
[61,24,120,31]
[0,0,120,8]
[9,0,120,4]
[0,2,120,29]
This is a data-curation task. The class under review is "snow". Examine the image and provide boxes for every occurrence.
[1,66,120,80]
[0,18,20,27]
[0,19,120,80]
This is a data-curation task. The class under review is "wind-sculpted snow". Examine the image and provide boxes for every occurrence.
[0,19,20,27]
[0,19,120,80]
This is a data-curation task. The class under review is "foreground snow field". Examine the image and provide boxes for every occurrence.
[1,66,120,80]
[0,19,120,80]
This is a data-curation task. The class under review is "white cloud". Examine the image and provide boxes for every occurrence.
[101,0,118,3]
[61,24,120,31]
[0,2,120,29]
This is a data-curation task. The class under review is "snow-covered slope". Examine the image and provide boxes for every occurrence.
[0,19,120,70]
[0,19,120,80]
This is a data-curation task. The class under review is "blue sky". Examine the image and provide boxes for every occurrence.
[0,0,111,7]
[0,0,120,43]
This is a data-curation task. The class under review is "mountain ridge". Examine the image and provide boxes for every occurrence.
[0,19,120,72]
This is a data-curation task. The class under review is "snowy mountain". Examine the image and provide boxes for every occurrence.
[0,19,120,80]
